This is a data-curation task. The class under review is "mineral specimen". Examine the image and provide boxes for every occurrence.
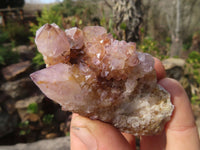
[30,23,174,135]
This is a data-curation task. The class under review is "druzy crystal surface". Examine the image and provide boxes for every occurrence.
[30,23,174,135]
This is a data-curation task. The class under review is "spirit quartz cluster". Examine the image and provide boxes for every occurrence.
[30,23,174,135]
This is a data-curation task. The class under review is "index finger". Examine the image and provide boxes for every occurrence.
[159,78,200,150]
[154,57,166,81]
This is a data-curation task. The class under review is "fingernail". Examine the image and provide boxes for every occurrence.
[71,126,97,150]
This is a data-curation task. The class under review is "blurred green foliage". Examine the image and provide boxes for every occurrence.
[52,0,98,25]
[183,35,193,51]
[99,10,116,39]
[3,22,31,45]
[18,120,30,136]
[27,102,38,114]
[186,51,200,104]
[32,52,44,68]
[0,46,19,67]
[165,37,171,43]
[0,32,9,44]
[187,51,200,84]
[120,22,127,30]
[139,37,158,53]
[100,9,109,27]
[191,94,200,105]
[65,132,70,136]
[138,37,169,60]
[19,120,29,128]
[19,130,30,136]
[43,114,54,125]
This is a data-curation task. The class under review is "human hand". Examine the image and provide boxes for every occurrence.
[70,58,200,150]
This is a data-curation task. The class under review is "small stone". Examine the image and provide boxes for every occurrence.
[162,58,185,70]
[12,45,36,60]
[15,95,44,121]
[45,133,57,139]
[2,61,31,80]
[0,112,19,138]
[26,113,40,122]
[1,77,38,99]
[12,45,28,52]
[41,130,48,135]
[31,24,174,135]
[15,95,44,109]
[162,58,185,80]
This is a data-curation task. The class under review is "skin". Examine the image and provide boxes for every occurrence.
[70,58,200,150]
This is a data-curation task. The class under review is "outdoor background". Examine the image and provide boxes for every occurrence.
[0,0,200,149]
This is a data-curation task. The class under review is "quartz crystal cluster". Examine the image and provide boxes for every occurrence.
[30,23,174,135]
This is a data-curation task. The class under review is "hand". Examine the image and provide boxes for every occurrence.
[70,58,200,150]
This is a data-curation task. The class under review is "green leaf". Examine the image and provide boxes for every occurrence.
[32,52,45,68]
[43,114,54,125]
[120,22,127,30]
[27,102,38,114]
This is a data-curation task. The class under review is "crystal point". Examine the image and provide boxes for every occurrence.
[35,23,70,66]
[65,27,84,49]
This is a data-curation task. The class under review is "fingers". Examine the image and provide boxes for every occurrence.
[122,132,136,148]
[140,58,167,150]
[140,131,166,150]
[153,57,166,81]
[70,114,133,150]
[159,78,200,150]
[141,78,200,150]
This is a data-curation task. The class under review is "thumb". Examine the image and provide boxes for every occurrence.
[70,114,133,150]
